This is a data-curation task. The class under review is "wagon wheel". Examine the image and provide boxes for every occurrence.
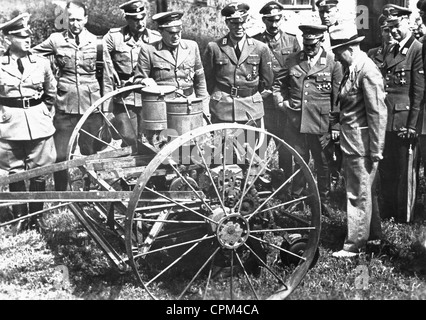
[125,123,321,300]
[60,84,156,269]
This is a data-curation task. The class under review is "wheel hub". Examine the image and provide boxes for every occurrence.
[216,214,250,249]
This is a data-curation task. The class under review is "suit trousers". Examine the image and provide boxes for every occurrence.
[53,111,103,191]
[343,154,382,253]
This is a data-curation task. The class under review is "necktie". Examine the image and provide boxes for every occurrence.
[235,45,241,59]
[393,43,400,57]
[75,34,80,46]
[17,58,24,74]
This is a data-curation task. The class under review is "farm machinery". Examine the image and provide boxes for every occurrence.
[0,84,321,300]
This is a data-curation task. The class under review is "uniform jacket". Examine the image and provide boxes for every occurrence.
[273,48,343,134]
[32,29,101,114]
[382,36,424,132]
[103,26,161,108]
[367,45,388,69]
[0,52,56,141]
[253,30,300,110]
[133,38,208,101]
[338,51,387,158]
[203,35,273,122]
[253,30,300,77]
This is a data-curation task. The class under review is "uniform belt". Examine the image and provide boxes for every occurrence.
[0,97,43,108]
[118,73,134,81]
[215,83,257,97]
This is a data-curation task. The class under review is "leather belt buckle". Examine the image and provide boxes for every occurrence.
[22,99,31,109]
[230,87,238,97]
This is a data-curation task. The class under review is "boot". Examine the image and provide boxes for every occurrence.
[54,170,68,191]
[29,178,46,230]
[9,181,29,233]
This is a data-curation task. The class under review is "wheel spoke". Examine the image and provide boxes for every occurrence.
[249,234,306,261]
[195,141,227,212]
[133,234,215,259]
[233,139,286,211]
[242,242,287,287]
[234,250,260,300]
[246,168,301,222]
[79,128,119,150]
[145,234,211,286]
[145,187,218,225]
[177,246,221,300]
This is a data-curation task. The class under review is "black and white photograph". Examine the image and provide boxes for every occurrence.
[0,0,425,305]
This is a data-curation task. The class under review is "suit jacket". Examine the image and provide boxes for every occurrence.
[103,26,161,109]
[0,52,56,141]
[133,39,208,102]
[382,36,424,132]
[273,48,343,134]
[203,35,273,122]
[338,52,387,158]
[32,29,101,114]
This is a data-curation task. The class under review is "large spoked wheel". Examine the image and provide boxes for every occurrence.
[64,85,154,271]
[125,123,321,300]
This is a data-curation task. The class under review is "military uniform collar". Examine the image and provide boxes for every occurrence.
[2,50,35,64]
[157,39,188,51]
[265,30,281,41]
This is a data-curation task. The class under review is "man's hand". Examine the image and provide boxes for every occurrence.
[397,127,418,139]
[331,130,340,141]
[370,154,382,162]
[319,132,331,149]
[141,78,157,87]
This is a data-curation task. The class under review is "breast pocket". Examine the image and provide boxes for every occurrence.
[182,61,195,82]
[246,55,260,80]
[393,103,410,131]
[56,50,73,69]
[83,52,96,72]
[152,60,172,81]
[112,47,132,73]
[214,58,229,77]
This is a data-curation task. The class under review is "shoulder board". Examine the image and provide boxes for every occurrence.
[110,27,122,33]
[284,31,297,37]
[149,29,161,37]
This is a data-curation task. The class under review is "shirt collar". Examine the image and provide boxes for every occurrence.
[398,34,411,51]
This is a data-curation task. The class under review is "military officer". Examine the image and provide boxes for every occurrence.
[273,24,343,215]
[316,0,339,50]
[367,14,397,69]
[379,5,424,222]
[252,1,300,184]
[32,1,104,191]
[0,13,56,230]
[133,11,208,106]
[103,0,161,149]
[203,2,273,125]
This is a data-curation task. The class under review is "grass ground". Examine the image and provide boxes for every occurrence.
[1,192,426,300]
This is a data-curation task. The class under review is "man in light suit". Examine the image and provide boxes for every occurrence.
[330,24,387,258]
[0,13,57,231]
[273,24,343,215]
[378,5,424,222]
[203,2,273,125]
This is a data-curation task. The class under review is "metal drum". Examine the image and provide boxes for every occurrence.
[141,85,176,131]
[166,96,203,137]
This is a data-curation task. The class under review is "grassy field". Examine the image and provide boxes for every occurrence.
[1,193,426,301]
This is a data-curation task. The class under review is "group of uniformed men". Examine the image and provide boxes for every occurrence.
[0,0,424,256]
